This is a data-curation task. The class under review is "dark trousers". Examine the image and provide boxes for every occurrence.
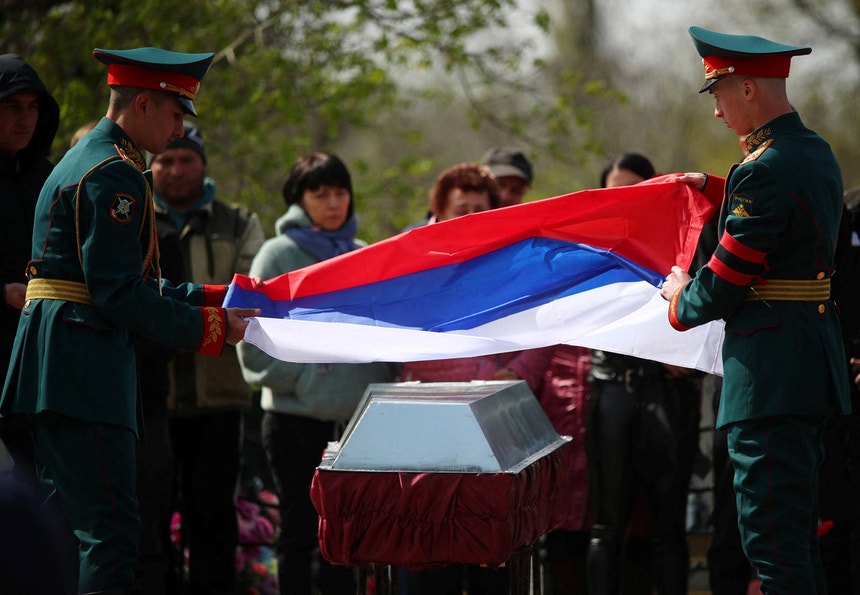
[262,411,356,595]
[170,411,242,595]
[32,412,140,593]
[398,563,509,595]
[729,416,827,595]
[543,530,589,595]
[135,410,175,595]
[819,413,860,594]
[585,377,698,595]
[0,474,69,595]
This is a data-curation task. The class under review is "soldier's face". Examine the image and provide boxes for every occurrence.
[151,147,205,209]
[710,77,754,136]
[142,94,186,154]
[0,91,38,156]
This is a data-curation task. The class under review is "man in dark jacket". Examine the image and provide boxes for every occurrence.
[145,126,264,593]
[0,54,59,485]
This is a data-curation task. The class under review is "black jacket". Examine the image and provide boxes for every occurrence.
[0,54,59,381]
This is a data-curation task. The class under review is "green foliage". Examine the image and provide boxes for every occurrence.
[1,0,618,242]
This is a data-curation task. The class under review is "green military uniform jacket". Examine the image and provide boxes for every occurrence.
[668,111,852,427]
[0,118,228,436]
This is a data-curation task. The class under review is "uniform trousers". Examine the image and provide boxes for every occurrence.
[728,416,827,594]
[32,411,139,593]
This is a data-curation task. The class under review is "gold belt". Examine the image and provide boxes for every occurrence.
[25,278,93,306]
[744,279,830,302]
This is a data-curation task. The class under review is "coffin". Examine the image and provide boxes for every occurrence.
[310,381,574,569]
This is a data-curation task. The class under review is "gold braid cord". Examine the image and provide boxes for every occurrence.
[139,180,162,294]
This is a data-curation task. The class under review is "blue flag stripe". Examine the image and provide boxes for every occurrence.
[228,238,663,331]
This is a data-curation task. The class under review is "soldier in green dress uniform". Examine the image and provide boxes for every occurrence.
[660,27,852,594]
[0,47,259,594]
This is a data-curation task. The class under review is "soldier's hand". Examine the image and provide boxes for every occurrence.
[226,307,261,345]
[660,266,691,301]
[851,357,860,388]
[674,172,708,191]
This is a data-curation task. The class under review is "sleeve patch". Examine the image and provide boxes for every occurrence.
[731,203,750,217]
[110,193,136,224]
[729,194,753,218]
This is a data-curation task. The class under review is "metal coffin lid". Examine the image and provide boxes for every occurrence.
[318,380,571,474]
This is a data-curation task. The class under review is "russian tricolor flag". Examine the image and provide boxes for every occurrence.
[224,175,725,374]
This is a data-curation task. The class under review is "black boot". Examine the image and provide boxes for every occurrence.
[650,533,689,595]
[587,524,623,595]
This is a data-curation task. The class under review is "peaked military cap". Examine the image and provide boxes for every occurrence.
[689,26,811,93]
[93,47,214,116]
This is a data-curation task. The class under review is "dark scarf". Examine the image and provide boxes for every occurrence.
[284,215,360,261]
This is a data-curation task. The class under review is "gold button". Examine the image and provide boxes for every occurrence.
[29,265,37,276]
[24,299,30,309]
[818,304,826,314]
[816,271,825,280]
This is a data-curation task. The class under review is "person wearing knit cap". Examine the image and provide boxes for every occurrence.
[146,125,264,593]
[661,27,850,594]
[0,47,259,594]
[480,146,533,207]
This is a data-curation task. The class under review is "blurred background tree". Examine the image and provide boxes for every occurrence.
[0,0,609,241]
[2,0,859,241]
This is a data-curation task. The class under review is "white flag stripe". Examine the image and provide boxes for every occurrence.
[242,281,724,374]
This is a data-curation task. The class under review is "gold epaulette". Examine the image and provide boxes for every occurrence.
[25,278,93,306]
[744,278,830,302]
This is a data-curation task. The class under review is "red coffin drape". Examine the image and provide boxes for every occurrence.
[310,440,573,569]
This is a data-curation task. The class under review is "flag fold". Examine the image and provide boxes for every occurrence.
[224,174,725,374]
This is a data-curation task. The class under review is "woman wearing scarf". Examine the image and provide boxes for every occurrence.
[238,152,396,595]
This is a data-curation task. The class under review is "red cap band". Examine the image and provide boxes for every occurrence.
[703,54,792,80]
[106,63,201,99]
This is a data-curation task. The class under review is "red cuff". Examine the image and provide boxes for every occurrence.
[202,284,228,307]
[668,286,691,332]
[702,175,725,215]
[196,307,227,357]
